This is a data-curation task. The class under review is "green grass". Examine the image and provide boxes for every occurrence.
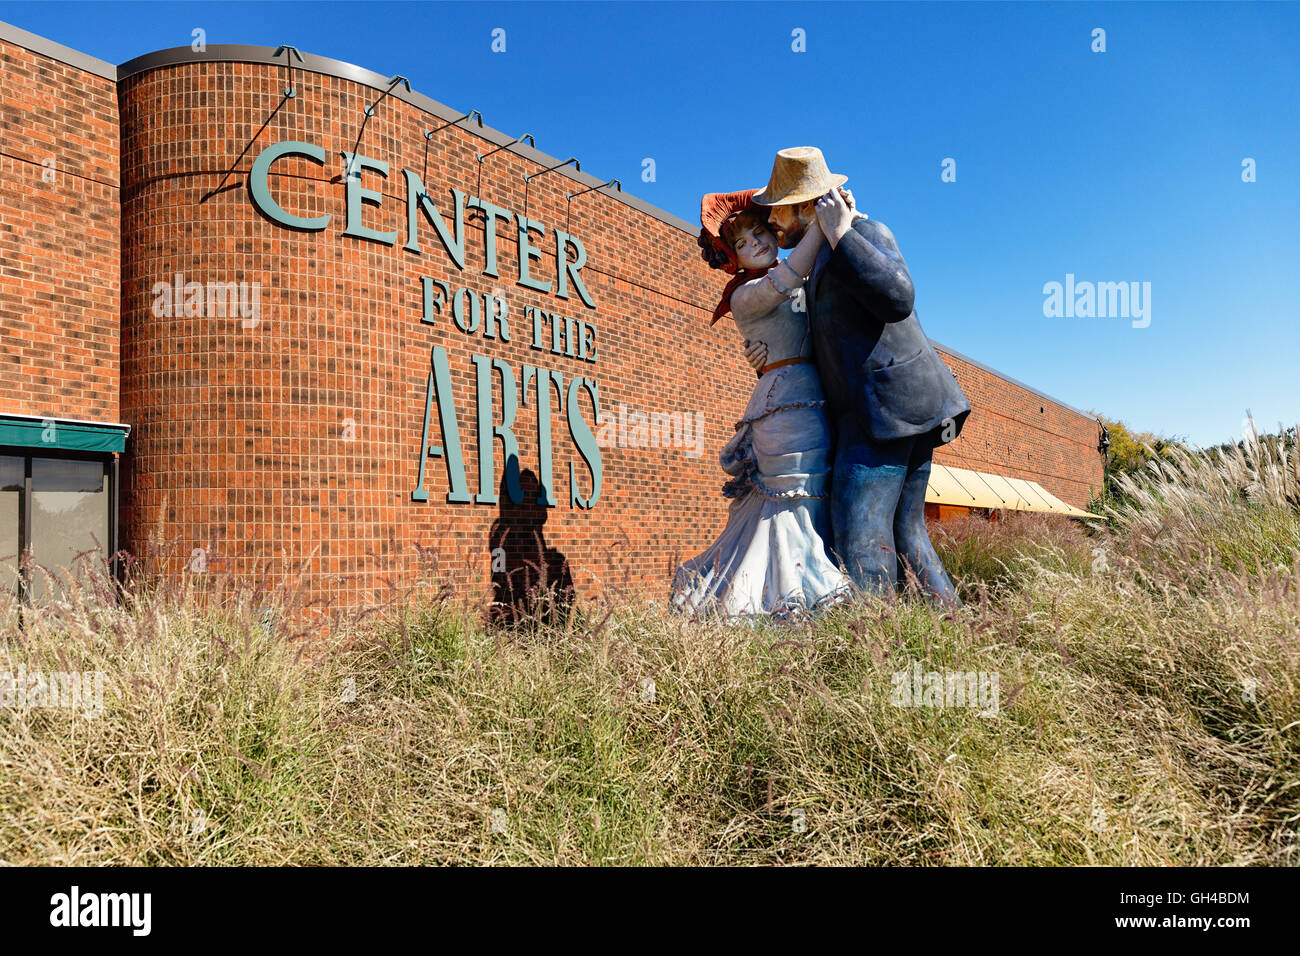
[1,435,1297,864]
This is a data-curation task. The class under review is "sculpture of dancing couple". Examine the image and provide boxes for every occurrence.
[672,147,972,620]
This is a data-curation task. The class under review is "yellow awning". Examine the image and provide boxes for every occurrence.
[926,464,1100,519]
[925,462,980,506]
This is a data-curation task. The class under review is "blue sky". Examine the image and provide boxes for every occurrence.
[4,0,1297,447]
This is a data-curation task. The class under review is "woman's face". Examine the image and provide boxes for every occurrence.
[730,219,778,271]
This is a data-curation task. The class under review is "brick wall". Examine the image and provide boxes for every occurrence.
[0,42,1102,620]
[0,36,119,422]
[934,349,1102,509]
[116,60,758,614]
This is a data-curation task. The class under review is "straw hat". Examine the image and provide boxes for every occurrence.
[752,146,848,206]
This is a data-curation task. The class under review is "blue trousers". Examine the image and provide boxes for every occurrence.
[829,414,961,606]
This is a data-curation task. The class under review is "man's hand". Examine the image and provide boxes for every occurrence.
[744,339,768,372]
[816,188,856,249]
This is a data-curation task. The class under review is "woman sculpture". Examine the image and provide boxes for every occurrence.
[671,189,853,619]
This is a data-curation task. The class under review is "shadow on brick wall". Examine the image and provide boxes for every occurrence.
[486,467,575,627]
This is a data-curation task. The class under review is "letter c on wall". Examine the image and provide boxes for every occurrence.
[248,140,331,231]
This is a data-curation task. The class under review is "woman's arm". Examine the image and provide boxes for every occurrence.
[729,217,824,321]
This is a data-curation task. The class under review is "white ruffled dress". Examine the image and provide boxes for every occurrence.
[671,294,852,619]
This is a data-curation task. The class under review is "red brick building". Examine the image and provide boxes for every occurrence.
[0,22,1103,617]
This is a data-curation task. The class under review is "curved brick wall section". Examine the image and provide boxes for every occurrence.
[111,56,1101,617]
[0,36,119,421]
[117,61,753,612]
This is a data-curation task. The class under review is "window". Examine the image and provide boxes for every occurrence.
[0,452,116,605]
[0,456,20,602]
[30,457,111,601]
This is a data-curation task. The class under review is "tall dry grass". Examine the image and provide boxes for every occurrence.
[1,429,1297,864]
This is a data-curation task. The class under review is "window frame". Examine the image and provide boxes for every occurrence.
[0,445,119,607]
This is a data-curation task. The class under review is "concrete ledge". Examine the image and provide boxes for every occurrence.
[931,339,1095,422]
[0,19,117,81]
[115,43,699,236]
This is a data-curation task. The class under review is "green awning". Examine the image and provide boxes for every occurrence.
[0,415,130,453]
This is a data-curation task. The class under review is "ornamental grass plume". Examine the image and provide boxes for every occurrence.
[1,427,1297,864]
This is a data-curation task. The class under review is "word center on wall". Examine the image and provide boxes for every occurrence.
[247,138,603,511]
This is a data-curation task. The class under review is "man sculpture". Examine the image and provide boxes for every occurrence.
[752,147,972,606]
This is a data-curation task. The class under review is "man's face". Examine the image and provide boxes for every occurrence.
[766,201,814,249]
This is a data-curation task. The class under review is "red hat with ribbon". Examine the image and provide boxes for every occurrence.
[697,189,773,325]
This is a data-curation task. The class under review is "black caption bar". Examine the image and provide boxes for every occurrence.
[0,865,1274,943]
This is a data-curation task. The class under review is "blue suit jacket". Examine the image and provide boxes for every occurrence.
[807,217,971,446]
